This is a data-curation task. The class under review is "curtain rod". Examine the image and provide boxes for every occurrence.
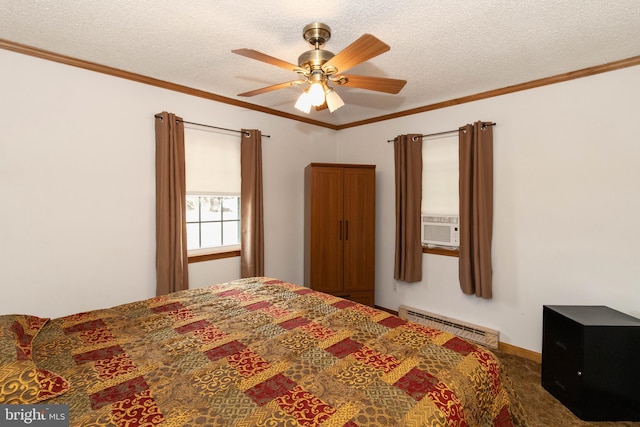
[154,114,270,138]
[386,122,496,143]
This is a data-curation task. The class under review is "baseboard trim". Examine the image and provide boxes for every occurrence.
[498,342,542,364]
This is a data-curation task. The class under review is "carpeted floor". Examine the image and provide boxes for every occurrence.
[494,350,640,427]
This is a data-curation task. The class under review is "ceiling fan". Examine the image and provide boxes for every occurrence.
[232,23,407,113]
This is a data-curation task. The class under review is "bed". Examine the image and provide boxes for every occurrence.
[1,277,527,426]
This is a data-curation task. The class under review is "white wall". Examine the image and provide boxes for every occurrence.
[2,47,639,353]
[0,49,337,318]
[337,65,640,352]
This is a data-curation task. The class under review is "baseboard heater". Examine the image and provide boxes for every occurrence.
[398,305,499,349]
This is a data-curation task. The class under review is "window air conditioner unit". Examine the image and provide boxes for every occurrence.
[421,214,460,247]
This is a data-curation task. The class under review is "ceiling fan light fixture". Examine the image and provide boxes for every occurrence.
[307,82,325,106]
[294,91,312,114]
[325,87,344,113]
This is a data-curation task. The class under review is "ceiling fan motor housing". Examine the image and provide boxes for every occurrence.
[299,23,335,73]
[298,49,335,71]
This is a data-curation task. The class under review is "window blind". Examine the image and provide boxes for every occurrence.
[421,136,459,215]
[185,127,240,194]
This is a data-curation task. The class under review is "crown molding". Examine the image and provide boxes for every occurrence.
[2,38,638,131]
[337,55,640,130]
[0,38,338,130]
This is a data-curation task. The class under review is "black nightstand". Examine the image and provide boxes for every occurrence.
[542,305,640,421]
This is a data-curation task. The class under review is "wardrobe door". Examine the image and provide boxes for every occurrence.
[308,166,344,293]
[343,167,375,293]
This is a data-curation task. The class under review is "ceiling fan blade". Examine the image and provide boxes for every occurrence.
[334,74,407,94]
[322,34,390,74]
[232,48,301,72]
[237,80,305,97]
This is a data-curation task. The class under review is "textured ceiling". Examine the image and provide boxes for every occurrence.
[2,1,639,127]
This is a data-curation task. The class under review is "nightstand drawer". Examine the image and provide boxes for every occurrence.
[543,308,582,355]
[542,359,582,409]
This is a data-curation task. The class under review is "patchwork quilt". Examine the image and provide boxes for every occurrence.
[16,277,526,426]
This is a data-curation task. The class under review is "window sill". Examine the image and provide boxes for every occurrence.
[422,246,459,258]
[188,250,241,263]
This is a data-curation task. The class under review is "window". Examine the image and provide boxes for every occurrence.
[422,135,460,257]
[184,127,241,255]
[186,194,240,250]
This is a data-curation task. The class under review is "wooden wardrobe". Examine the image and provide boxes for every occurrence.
[304,163,376,306]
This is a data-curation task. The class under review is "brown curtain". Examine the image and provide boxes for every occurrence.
[240,129,264,277]
[459,121,494,298]
[394,134,423,282]
[155,111,189,295]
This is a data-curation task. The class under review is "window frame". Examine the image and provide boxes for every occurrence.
[186,193,241,262]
